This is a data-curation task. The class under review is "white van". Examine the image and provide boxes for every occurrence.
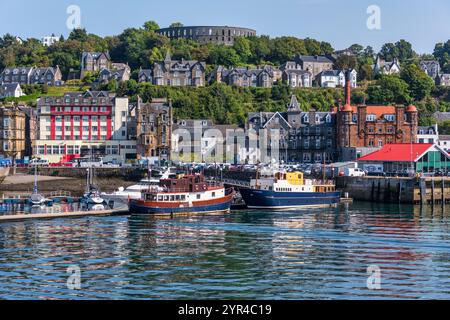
[344,168,366,177]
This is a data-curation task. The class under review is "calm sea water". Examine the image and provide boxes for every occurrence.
[0,202,450,300]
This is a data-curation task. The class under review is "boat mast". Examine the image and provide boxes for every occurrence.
[33,165,38,195]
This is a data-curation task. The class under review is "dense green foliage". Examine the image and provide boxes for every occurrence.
[1,21,450,127]
[108,81,344,125]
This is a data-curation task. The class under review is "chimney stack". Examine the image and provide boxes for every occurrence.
[345,69,352,106]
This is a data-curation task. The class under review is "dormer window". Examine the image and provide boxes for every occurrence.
[366,114,376,122]
[304,115,309,123]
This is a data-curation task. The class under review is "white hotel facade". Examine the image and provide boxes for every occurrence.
[34,91,136,164]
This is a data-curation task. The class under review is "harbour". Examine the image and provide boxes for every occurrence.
[0,202,449,300]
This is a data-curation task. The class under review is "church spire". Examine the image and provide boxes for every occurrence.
[164,51,171,62]
[287,94,300,112]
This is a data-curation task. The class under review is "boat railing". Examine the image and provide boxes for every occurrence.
[49,190,72,198]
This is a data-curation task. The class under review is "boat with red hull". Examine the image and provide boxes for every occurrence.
[129,173,235,215]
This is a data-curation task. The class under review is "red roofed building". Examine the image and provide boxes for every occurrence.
[357,143,450,175]
[337,70,418,161]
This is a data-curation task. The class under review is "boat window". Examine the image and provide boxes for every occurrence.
[212,192,216,197]
[197,194,201,200]
[175,195,180,201]
[181,195,186,201]
[164,196,169,201]
[158,195,163,201]
[170,195,175,201]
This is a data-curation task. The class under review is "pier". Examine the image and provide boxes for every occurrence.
[336,176,450,205]
[0,206,129,223]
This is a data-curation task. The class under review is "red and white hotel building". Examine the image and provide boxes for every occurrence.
[34,91,136,164]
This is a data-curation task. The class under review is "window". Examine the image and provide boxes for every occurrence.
[366,114,376,122]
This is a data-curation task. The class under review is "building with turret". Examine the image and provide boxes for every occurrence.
[337,70,418,161]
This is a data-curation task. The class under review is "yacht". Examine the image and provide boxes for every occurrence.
[102,167,176,202]
[27,166,52,206]
[81,167,107,206]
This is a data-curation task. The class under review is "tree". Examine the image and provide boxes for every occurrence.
[169,22,184,28]
[400,63,435,101]
[380,39,415,63]
[208,45,241,67]
[304,38,322,55]
[334,55,357,70]
[358,63,373,81]
[269,37,306,64]
[232,37,252,64]
[433,40,450,72]
[68,28,88,42]
[50,51,77,78]
[82,71,99,84]
[0,34,18,48]
[349,44,364,56]
[249,35,271,64]
[367,75,411,104]
[143,20,160,32]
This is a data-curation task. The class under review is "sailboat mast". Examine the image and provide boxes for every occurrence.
[33,165,38,194]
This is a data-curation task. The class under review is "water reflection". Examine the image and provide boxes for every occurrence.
[0,202,449,299]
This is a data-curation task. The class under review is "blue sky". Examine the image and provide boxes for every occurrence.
[0,0,449,53]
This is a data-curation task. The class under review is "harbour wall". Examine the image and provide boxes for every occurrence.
[14,167,147,181]
[336,176,450,205]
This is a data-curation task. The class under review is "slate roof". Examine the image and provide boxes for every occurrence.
[0,83,21,94]
[296,55,333,64]
[434,112,450,122]
[320,70,343,77]
[418,125,438,134]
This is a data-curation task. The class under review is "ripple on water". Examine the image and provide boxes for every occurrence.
[0,202,450,299]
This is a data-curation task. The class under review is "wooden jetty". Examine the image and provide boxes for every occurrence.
[0,207,129,223]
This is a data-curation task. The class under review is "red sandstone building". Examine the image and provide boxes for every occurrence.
[336,70,418,161]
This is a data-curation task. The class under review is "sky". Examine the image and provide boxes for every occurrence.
[0,0,449,54]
